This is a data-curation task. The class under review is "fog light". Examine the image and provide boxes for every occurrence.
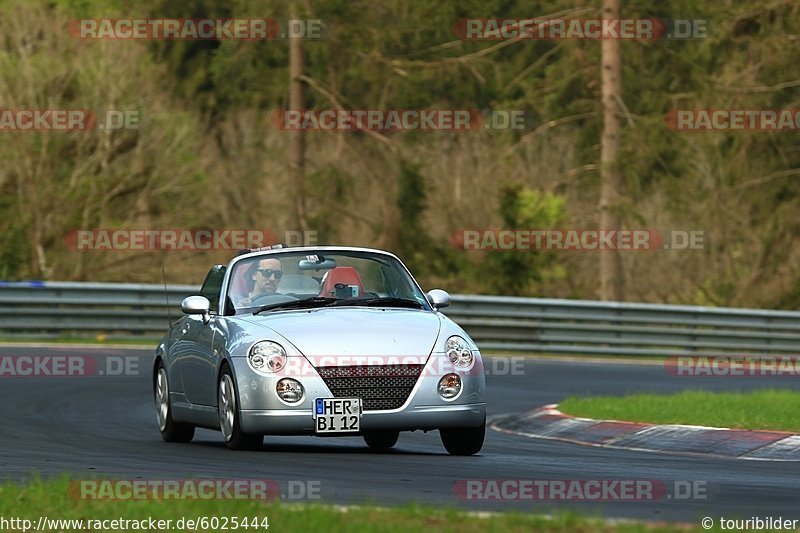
[438,373,461,399]
[276,378,304,403]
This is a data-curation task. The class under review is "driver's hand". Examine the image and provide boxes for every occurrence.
[239,297,252,307]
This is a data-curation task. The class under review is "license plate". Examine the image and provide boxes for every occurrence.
[313,398,361,433]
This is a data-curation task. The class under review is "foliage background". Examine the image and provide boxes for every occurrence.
[1,0,799,308]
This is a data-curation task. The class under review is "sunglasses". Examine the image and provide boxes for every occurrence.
[256,268,283,279]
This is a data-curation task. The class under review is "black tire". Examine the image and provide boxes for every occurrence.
[218,365,263,451]
[154,361,195,443]
[363,430,399,451]
[440,417,485,456]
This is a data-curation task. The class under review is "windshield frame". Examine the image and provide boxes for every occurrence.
[218,246,434,315]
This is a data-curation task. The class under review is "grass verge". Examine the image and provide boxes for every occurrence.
[559,389,800,432]
[0,335,157,346]
[0,476,706,532]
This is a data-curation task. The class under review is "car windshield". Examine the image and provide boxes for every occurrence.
[227,250,430,314]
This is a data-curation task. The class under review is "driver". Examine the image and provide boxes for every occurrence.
[237,258,283,307]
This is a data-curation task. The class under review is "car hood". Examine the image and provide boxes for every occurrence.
[238,307,442,358]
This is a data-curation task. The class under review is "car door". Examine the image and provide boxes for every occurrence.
[178,265,226,406]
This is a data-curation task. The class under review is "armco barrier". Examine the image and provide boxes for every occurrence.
[1,282,798,356]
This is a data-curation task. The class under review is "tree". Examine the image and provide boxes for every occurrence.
[289,4,308,233]
[599,0,625,300]
[484,186,566,296]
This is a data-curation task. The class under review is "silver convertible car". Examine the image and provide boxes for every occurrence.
[153,246,486,455]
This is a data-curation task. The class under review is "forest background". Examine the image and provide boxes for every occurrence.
[1,0,799,309]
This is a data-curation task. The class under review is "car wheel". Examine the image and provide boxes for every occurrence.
[440,417,485,456]
[363,430,399,451]
[218,365,263,450]
[154,362,195,443]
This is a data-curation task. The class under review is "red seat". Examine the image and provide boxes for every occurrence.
[319,267,366,298]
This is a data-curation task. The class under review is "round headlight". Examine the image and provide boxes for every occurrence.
[276,378,304,403]
[446,336,474,370]
[438,373,462,399]
[249,341,286,373]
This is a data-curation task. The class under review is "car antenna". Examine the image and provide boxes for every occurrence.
[162,264,173,332]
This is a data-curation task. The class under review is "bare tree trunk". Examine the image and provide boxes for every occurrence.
[599,0,624,300]
[289,7,307,233]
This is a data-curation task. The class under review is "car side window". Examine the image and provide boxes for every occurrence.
[200,265,226,314]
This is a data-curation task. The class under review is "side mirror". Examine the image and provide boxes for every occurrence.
[181,295,211,323]
[426,289,451,309]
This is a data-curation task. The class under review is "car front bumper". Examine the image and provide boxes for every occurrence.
[240,402,486,434]
[231,356,487,435]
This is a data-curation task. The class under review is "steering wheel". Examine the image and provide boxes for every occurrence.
[249,293,299,307]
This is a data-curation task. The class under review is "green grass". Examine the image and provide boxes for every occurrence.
[0,335,157,346]
[0,476,708,532]
[559,389,800,432]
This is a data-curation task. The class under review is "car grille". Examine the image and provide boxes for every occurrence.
[316,364,425,411]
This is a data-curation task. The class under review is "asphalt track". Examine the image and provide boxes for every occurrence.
[1,345,798,524]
